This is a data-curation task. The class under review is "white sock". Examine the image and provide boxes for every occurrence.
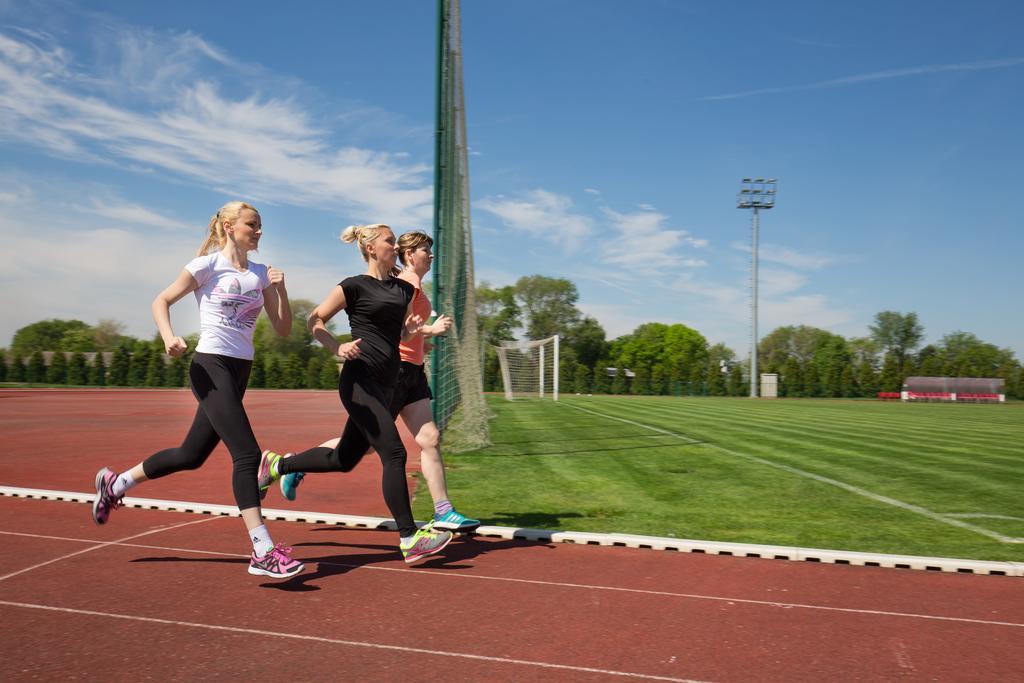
[111,471,137,497]
[400,534,415,546]
[250,524,274,557]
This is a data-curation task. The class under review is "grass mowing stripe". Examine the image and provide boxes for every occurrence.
[595,399,999,475]
[598,399,1024,482]
[582,398,1024,530]
[560,400,1023,544]
[435,396,1024,559]
[621,398,1022,454]
[587,399,1023,520]
[568,399,1024,540]
[610,400,1024,485]
[636,397,1021,443]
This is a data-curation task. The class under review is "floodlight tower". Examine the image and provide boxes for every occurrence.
[737,178,777,398]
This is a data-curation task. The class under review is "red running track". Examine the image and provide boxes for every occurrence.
[1,389,1022,681]
[0,388,418,514]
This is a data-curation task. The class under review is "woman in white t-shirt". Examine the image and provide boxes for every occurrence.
[90,201,303,579]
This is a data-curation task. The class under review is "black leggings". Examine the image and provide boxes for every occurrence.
[278,362,415,536]
[142,352,263,511]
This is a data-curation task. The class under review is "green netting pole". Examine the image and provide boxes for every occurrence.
[431,0,446,426]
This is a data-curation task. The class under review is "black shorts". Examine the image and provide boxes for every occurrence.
[388,361,432,417]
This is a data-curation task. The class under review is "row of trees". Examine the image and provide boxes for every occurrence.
[755,320,1022,398]
[5,281,1022,399]
[1,300,348,390]
[0,346,342,390]
[477,278,1024,399]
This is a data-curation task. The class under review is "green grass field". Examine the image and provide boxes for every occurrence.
[414,395,1024,562]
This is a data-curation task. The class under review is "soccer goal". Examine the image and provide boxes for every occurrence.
[494,335,560,401]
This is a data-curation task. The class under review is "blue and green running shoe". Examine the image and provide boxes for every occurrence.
[280,471,305,502]
[432,508,480,533]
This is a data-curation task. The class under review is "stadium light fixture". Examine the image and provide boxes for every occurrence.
[737,178,777,397]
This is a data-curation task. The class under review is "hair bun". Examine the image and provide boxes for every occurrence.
[340,225,361,243]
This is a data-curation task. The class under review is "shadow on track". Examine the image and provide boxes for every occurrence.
[129,519,561,592]
[261,531,556,592]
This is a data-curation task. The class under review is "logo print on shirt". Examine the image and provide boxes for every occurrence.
[212,277,262,330]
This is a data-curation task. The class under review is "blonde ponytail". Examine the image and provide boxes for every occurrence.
[197,201,258,256]
[340,223,393,266]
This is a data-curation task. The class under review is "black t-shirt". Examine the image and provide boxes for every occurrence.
[340,275,414,382]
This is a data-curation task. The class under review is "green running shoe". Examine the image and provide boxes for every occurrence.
[400,522,453,565]
[257,450,283,500]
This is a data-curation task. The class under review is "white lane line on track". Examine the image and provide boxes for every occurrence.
[1,529,1020,629]
[0,600,702,683]
[561,401,1024,544]
[0,517,221,583]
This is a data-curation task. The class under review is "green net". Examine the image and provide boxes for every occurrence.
[430,0,489,450]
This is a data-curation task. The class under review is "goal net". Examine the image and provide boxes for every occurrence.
[494,335,560,401]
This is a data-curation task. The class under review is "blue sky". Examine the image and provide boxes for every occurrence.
[2,0,1022,360]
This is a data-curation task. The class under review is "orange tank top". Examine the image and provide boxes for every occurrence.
[398,270,432,366]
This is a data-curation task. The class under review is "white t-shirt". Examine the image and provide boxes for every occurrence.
[184,252,271,360]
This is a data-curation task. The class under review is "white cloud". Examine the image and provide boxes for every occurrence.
[761,294,852,331]
[599,207,707,269]
[583,188,601,196]
[576,302,656,340]
[761,245,833,270]
[0,178,32,206]
[759,268,808,296]
[731,241,834,270]
[476,189,593,243]
[672,274,745,310]
[667,269,852,353]
[0,27,434,226]
[0,176,209,346]
[75,198,196,232]
[0,220,200,345]
[0,175,373,345]
[701,56,1024,101]
[572,266,643,297]
[474,267,520,289]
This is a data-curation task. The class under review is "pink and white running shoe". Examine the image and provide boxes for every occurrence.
[248,543,305,579]
[91,467,123,525]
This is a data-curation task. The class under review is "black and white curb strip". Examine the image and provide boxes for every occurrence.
[1,485,1020,577]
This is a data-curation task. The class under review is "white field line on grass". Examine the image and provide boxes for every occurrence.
[0,516,221,583]
[1,530,1021,628]
[0,600,703,683]
[561,402,1024,545]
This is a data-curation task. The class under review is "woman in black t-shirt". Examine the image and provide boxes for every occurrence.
[259,224,453,565]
